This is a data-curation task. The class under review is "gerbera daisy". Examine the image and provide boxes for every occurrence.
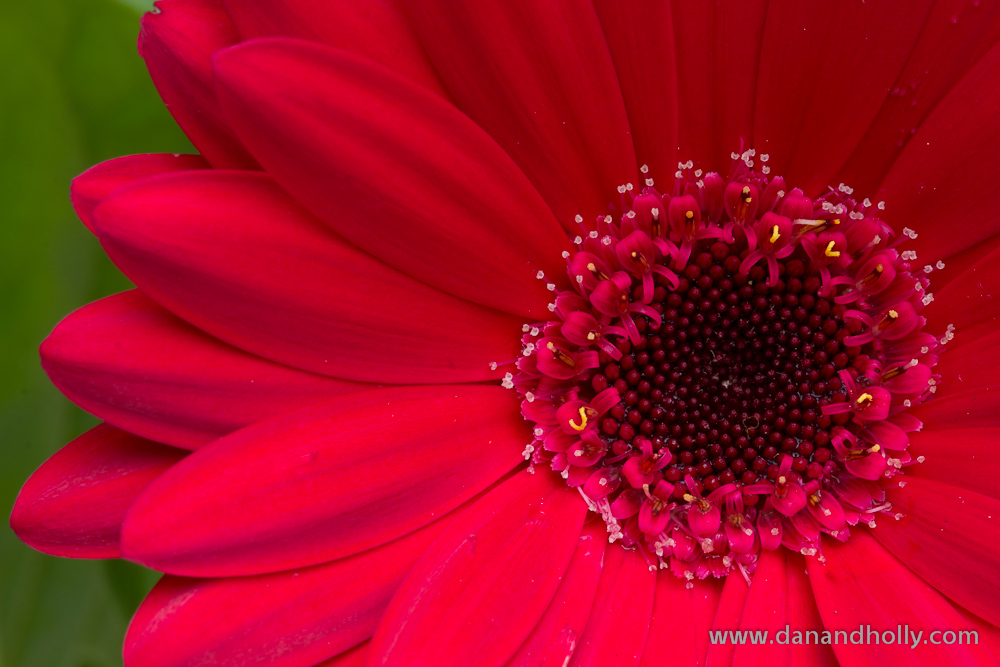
[10,1,1000,666]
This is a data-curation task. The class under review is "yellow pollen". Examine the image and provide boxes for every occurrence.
[586,262,596,272]
[832,218,841,225]
[777,476,787,485]
[856,392,874,407]
[847,443,881,460]
[547,342,576,368]
[586,331,596,341]
[824,241,841,257]
[568,406,589,431]
[877,264,884,272]
[888,309,899,319]
[630,250,650,271]
[685,210,695,220]
[770,225,781,243]
[742,186,751,196]
[682,493,696,503]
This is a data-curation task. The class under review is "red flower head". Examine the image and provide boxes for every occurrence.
[10,2,1000,666]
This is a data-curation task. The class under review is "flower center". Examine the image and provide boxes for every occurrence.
[514,153,944,582]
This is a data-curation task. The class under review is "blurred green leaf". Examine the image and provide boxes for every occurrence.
[0,0,191,665]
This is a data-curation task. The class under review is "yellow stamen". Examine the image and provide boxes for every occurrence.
[630,250,649,271]
[888,309,899,319]
[585,262,608,281]
[824,241,841,257]
[856,392,874,407]
[769,225,781,244]
[882,365,906,380]
[586,331,596,341]
[568,406,589,431]
[546,342,576,368]
[846,444,881,460]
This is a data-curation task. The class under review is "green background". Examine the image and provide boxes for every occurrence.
[0,0,191,664]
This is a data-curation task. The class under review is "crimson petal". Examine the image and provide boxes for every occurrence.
[71,154,207,233]
[212,38,568,319]
[593,1,678,182]
[41,290,368,450]
[507,521,608,667]
[641,576,722,667]
[705,574,751,667]
[836,1,1000,195]
[121,386,526,577]
[731,550,837,667]
[671,0,768,173]
[881,41,1000,260]
[222,0,447,96]
[138,0,257,168]
[124,516,450,667]
[908,428,1000,501]
[312,643,367,667]
[754,0,929,195]
[924,236,1000,338]
[568,546,656,667]
[875,476,1000,626]
[402,0,637,227]
[808,531,995,666]
[911,330,1000,429]
[369,470,587,667]
[10,424,185,559]
[93,171,521,384]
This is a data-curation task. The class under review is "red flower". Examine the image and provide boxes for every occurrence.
[10,1,1000,666]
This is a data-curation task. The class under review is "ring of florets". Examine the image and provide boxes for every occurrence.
[510,152,946,582]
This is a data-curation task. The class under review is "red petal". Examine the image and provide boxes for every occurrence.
[10,424,184,559]
[507,521,608,667]
[908,428,1000,501]
[71,154,207,233]
[121,386,526,576]
[911,330,1000,429]
[880,42,1000,260]
[593,2,678,182]
[924,236,1000,338]
[212,38,568,319]
[671,0,769,173]
[955,606,1000,664]
[568,547,656,667]
[837,2,1000,195]
[369,470,587,667]
[402,0,637,227]
[138,0,257,168]
[124,517,448,667]
[705,574,750,667]
[93,171,520,384]
[42,290,368,450]
[641,576,722,667]
[754,0,929,195]
[222,0,447,96]
[730,551,837,667]
[312,643,367,667]
[875,476,1000,626]
[808,530,995,666]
